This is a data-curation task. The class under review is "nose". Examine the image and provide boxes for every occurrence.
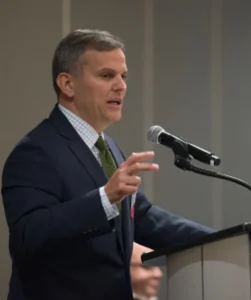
[113,75,127,92]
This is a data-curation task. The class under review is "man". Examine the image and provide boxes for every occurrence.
[1,29,214,300]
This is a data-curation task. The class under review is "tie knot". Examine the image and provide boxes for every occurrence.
[95,136,108,152]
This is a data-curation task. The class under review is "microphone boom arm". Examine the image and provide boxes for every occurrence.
[172,140,251,191]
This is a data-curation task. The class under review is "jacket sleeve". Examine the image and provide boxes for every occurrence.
[1,137,113,259]
[134,190,215,250]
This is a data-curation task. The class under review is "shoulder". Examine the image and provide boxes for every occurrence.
[2,119,58,172]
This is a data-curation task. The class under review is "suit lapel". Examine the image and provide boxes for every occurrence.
[49,105,107,188]
[68,140,108,187]
[105,136,132,261]
[49,106,130,259]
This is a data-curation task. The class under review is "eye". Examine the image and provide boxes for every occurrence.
[122,74,128,81]
[101,73,114,79]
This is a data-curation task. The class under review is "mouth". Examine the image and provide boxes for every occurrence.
[107,98,122,107]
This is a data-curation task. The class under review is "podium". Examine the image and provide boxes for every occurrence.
[141,223,251,300]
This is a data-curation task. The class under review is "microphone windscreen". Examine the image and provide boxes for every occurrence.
[147,125,164,143]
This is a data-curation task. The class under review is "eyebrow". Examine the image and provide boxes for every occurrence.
[99,67,128,74]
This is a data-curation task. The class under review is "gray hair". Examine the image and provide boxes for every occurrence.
[52,29,125,97]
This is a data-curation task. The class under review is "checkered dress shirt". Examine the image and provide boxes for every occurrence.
[58,104,119,220]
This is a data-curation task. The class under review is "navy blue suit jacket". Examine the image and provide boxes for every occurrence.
[1,105,214,300]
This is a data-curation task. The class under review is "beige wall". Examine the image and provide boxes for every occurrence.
[0,1,62,298]
[1,0,251,299]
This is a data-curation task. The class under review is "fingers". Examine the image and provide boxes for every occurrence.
[145,281,160,298]
[124,175,142,186]
[151,267,163,279]
[123,152,156,167]
[127,162,159,175]
[140,270,161,298]
[131,266,162,299]
[118,185,139,196]
[120,152,159,176]
[131,242,153,265]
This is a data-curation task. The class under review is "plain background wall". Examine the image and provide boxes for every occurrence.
[1,0,251,299]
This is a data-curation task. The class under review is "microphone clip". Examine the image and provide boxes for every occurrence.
[172,140,193,171]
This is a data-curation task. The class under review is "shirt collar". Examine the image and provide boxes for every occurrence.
[58,104,104,149]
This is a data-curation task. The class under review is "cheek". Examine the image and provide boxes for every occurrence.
[74,81,86,100]
[94,86,110,106]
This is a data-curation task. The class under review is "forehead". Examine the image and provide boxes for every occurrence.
[81,48,127,71]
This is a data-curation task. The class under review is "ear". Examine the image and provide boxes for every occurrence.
[56,72,75,98]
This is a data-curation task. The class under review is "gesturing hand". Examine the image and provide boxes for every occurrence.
[104,151,159,205]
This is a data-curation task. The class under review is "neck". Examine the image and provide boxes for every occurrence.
[58,100,106,135]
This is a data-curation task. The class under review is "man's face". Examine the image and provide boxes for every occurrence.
[72,48,128,133]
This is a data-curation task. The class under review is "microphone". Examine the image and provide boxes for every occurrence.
[147,125,221,166]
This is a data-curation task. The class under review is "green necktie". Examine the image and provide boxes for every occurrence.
[95,136,117,178]
[95,136,121,210]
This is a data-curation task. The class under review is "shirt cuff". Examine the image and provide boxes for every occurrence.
[99,187,119,220]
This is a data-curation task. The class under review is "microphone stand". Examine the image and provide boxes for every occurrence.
[171,140,251,191]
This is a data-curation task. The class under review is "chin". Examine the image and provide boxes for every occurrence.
[108,112,122,123]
